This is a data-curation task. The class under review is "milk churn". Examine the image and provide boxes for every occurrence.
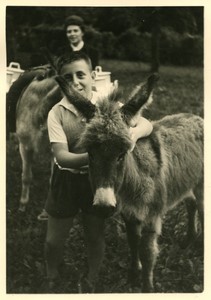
[94,66,118,96]
[6,62,24,92]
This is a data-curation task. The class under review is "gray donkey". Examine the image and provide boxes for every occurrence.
[55,74,203,292]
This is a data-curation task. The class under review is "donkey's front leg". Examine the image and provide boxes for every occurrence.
[81,213,105,293]
[123,217,142,288]
[139,216,162,292]
[19,143,33,212]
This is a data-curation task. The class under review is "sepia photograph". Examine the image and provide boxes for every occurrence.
[3,0,209,297]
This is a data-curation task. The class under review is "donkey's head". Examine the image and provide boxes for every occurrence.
[55,74,158,217]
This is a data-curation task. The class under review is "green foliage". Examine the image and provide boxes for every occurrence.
[6,6,203,68]
[101,31,117,59]
[160,7,202,34]
[117,28,151,61]
[117,28,144,61]
[10,24,203,69]
[159,27,203,66]
[95,7,140,35]
[83,25,102,50]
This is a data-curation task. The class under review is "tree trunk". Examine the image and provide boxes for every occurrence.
[151,9,160,72]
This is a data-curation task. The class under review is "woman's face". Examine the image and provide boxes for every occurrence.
[66,25,84,46]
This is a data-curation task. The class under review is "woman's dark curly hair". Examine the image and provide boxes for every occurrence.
[64,15,85,32]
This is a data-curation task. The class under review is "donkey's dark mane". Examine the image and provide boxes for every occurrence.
[122,151,142,193]
[79,97,132,149]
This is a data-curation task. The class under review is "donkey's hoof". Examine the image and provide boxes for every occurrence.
[18,204,26,212]
[37,209,48,221]
[128,267,142,287]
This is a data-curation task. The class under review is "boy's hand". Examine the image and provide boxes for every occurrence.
[128,117,153,152]
[129,127,137,152]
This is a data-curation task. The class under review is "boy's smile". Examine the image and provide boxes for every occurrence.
[60,60,95,100]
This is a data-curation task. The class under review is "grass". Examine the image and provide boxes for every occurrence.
[6,59,204,293]
[100,59,203,119]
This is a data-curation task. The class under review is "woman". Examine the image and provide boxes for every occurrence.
[55,15,100,69]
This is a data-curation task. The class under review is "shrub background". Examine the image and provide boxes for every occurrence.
[6,6,203,69]
[11,24,203,68]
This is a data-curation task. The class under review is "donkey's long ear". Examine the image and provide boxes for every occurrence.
[40,47,58,75]
[54,75,96,120]
[120,73,159,124]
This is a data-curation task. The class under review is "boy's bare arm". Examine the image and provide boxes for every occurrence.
[51,142,89,169]
[130,116,153,140]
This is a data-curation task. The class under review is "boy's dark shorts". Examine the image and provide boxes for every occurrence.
[45,164,94,218]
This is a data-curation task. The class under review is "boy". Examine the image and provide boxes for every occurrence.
[44,52,153,292]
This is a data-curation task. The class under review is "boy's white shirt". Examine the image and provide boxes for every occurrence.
[47,90,99,144]
[48,90,100,173]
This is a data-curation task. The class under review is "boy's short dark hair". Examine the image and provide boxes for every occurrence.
[64,15,85,32]
[57,52,93,74]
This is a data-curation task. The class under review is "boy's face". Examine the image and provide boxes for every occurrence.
[60,59,95,100]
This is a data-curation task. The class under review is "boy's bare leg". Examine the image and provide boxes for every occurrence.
[45,215,74,280]
[82,213,105,286]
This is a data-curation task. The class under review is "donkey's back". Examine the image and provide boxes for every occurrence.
[16,76,61,211]
[16,77,60,152]
[119,113,203,224]
[152,113,203,208]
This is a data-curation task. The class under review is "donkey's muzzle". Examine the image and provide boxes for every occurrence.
[92,187,116,218]
[92,204,116,218]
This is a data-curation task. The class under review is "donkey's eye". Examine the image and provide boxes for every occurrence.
[117,152,126,163]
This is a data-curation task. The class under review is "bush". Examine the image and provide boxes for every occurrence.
[10,23,203,68]
[137,32,151,63]
[117,28,143,61]
[159,27,182,65]
[181,33,203,66]
[101,31,118,59]
[159,27,203,66]
[84,25,102,51]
